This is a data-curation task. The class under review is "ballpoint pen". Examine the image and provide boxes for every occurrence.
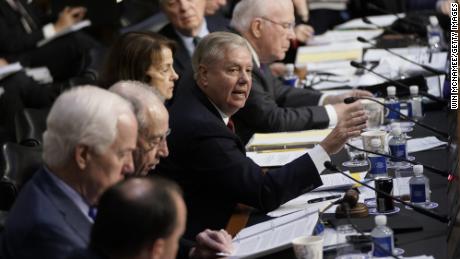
[307,194,342,204]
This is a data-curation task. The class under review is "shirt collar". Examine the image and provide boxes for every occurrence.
[176,19,209,56]
[43,166,94,223]
[208,98,229,125]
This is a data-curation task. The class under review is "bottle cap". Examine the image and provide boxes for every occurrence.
[286,63,295,73]
[370,138,381,148]
[413,164,424,175]
[429,16,439,26]
[410,85,419,95]
[391,127,402,136]
[375,215,387,226]
[387,86,396,96]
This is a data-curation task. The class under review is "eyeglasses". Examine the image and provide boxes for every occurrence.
[260,17,295,31]
[142,128,171,152]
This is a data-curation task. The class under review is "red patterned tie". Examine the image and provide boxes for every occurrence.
[227,118,235,133]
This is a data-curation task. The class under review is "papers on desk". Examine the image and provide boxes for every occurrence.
[308,29,383,46]
[230,209,318,258]
[314,171,368,192]
[246,128,331,152]
[407,136,447,153]
[335,14,404,30]
[246,149,309,167]
[37,20,91,47]
[295,42,364,65]
[0,62,22,80]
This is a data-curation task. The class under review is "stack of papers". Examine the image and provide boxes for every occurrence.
[334,14,404,30]
[308,29,383,46]
[296,42,364,65]
[246,128,332,152]
[246,149,309,167]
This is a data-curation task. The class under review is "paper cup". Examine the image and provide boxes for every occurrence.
[361,130,387,153]
[292,236,323,259]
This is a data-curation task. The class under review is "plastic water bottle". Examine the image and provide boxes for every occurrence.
[371,215,394,257]
[283,64,298,88]
[409,85,423,121]
[368,138,388,178]
[388,127,407,166]
[385,86,400,122]
[409,165,431,206]
[426,16,445,53]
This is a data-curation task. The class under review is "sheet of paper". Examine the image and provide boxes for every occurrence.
[296,42,364,64]
[246,149,309,167]
[267,191,343,217]
[37,20,91,47]
[308,29,383,46]
[25,67,53,84]
[0,62,22,80]
[314,172,368,192]
[407,136,447,153]
[230,209,318,258]
[246,129,332,151]
[335,14,404,30]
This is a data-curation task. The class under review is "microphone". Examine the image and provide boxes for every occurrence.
[345,142,448,177]
[356,37,447,76]
[324,161,449,223]
[361,16,409,37]
[344,96,449,140]
[366,3,425,30]
[349,61,447,105]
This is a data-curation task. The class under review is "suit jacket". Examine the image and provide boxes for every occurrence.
[156,84,323,239]
[233,64,330,143]
[158,15,229,83]
[1,168,92,259]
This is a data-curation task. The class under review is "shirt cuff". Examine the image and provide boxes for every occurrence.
[42,23,56,39]
[325,104,337,127]
[307,145,331,174]
[318,93,331,105]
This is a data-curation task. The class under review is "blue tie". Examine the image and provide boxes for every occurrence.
[88,206,98,221]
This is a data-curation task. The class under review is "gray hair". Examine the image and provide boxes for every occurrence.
[230,0,292,33]
[191,31,252,79]
[109,80,167,134]
[43,86,134,168]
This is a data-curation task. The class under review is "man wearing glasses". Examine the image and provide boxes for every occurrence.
[230,0,371,144]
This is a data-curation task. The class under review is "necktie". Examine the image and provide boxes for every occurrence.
[88,206,98,221]
[193,36,202,47]
[227,118,235,133]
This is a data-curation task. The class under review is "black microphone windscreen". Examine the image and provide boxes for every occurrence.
[356,36,367,43]
[350,61,362,68]
[361,17,372,24]
[344,97,357,104]
[324,161,335,171]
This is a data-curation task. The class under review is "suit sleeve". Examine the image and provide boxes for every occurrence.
[186,131,323,212]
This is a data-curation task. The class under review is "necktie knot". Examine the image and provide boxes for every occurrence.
[227,118,235,133]
[193,36,202,47]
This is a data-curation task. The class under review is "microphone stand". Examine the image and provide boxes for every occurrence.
[350,61,447,105]
[345,96,449,140]
[356,37,447,76]
[324,161,449,223]
[345,142,448,177]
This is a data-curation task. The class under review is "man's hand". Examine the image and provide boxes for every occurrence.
[54,6,86,33]
[320,102,367,155]
[294,24,314,43]
[0,58,8,67]
[189,229,233,259]
[324,89,373,105]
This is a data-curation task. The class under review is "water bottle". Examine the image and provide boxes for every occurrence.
[426,16,445,53]
[409,85,423,120]
[371,215,394,257]
[409,165,431,206]
[283,64,298,88]
[368,138,388,178]
[388,127,407,164]
[385,86,400,122]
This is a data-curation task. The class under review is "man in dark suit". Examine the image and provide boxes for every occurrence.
[0,0,93,80]
[157,31,368,239]
[157,0,229,83]
[230,0,372,143]
[0,86,138,259]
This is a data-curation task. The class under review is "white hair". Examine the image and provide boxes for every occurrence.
[43,86,133,168]
[230,0,292,33]
[109,80,167,133]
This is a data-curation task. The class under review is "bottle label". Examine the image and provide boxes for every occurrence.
[389,144,406,162]
[406,101,413,117]
[373,236,393,257]
[385,102,400,120]
[283,77,298,88]
[369,156,387,175]
[410,183,426,203]
[410,99,423,118]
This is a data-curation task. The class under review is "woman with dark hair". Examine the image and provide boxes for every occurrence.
[100,31,179,100]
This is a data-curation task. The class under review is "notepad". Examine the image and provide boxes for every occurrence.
[246,149,310,167]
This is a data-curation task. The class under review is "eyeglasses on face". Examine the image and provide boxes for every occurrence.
[259,17,295,31]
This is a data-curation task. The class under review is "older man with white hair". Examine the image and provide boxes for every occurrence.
[230,0,372,143]
[1,86,138,259]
